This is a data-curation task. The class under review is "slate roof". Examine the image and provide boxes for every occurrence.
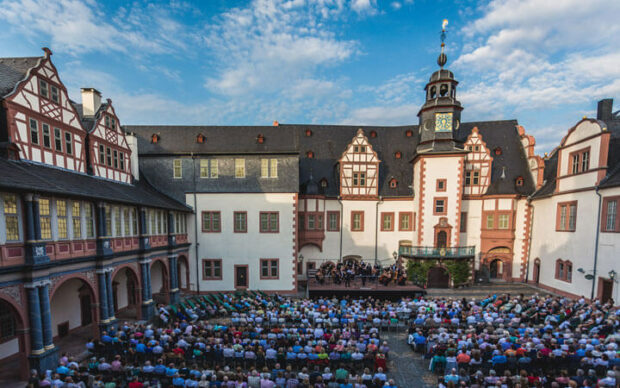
[0,159,191,211]
[127,120,536,198]
[0,56,41,97]
[599,113,620,189]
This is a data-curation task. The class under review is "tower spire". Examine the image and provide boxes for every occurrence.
[438,19,448,68]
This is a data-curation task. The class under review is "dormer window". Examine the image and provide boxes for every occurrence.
[39,79,49,99]
[389,178,398,189]
[320,178,328,188]
[516,176,524,187]
[494,147,502,156]
[257,134,265,144]
[196,133,205,144]
[394,151,402,159]
[405,130,413,137]
[50,85,59,104]
[353,145,366,153]
[151,134,160,144]
[306,151,314,159]
[305,129,312,137]
[370,130,377,138]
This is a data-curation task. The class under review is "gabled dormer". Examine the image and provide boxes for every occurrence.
[0,48,87,172]
[555,118,611,193]
[463,127,492,196]
[339,129,381,199]
[517,125,545,189]
[82,89,132,184]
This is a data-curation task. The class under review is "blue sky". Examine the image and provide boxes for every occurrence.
[1,0,619,153]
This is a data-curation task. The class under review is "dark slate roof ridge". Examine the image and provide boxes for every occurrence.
[0,56,43,98]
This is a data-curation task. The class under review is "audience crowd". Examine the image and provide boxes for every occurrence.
[27,290,618,388]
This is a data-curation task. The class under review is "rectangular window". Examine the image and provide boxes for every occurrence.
[569,148,590,175]
[123,208,130,236]
[114,207,121,236]
[581,151,589,172]
[460,212,467,233]
[56,200,67,239]
[299,214,305,231]
[202,259,222,280]
[327,211,340,232]
[173,159,182,179]
[50,85,59,104]
[381,212,394,231]
[30,119,39,145]
[351,211,364,231]
[235,158,245,178]
[64,132,72,155]
[571,154,580,174]
[106,147,112,166]
[210,160,218,178]
[566,263,572,282]
[485,214,494,229]
[473,171,480,185]
[39,79,48,99]
[157,211,163,234]
[399,212,412,231]
[202,211,221,233]
[42,124,51,148]
[270,159,278,178]
[604,198,618,232]
[558,262,564,280]
[557,202,577,231]
[105,116,110,128]
[39,199,51,240]
[259,212,279,233]
[3,194,20,241]
[307,214,315,230]
[113,150,118,168]
[99,145,105,164]
[72,202,81,239]
[200,159,209,178]
[352,172,366,187]
[233,211,247,233]
[106,206,113,237]
[260,158,278,178]
[119,153,125,170]
[149,209,156,234]
[54,128,62,151]
[132,208,138,236]
[436,179,446,192]
[85,203,94,238]
[434,198,447,215]
[261,159,269,178]
[498,213,510,229]
[260,259,279,279]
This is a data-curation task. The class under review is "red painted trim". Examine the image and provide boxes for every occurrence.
[326,211,340,232]
[351,211,364,232]
[555,201,578,232]
[201,211,221,233]
[259,258,280,280]
[380,212,394,232]
[259,211,279,233]
[433,197,448,216]
[601,195,620,232]
[417,159,426,245]
[233,211,248,233]
[234,265,249,289]
[398,212,413,231]
[436,179,447,192]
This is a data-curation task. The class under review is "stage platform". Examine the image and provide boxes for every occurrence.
[307,279,426,300]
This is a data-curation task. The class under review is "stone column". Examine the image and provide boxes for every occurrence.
[23,194,48,264]
[169,255,179,304]
[26,284,44,354]
[140,259,154,320]
[39,282,54,350]
[96,203,113,257]
[105,270,115,320]
[97,271,109,323]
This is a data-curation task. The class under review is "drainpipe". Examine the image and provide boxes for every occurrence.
[592,187,602,301]
[374,196,384,265]
[192,153,201,295]
[338,196,343,263]
[524,198,534,284]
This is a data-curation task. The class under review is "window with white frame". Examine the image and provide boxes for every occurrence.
[56,200,67,239]
[173,159,182,179]
[39,199,52,240]
[235,158,245,178]
[261,158,278,178]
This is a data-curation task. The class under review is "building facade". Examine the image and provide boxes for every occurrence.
[0,49,191,379]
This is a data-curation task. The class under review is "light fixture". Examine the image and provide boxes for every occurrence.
[609,270,617,281]
[298,254,304,264]
[577,268,585,274]
[392,251,398,260]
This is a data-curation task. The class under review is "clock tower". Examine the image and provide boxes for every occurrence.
[417,21,464,153]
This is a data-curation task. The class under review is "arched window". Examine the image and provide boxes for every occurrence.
[394,151,402,159]
[257,134,265,144]
[320,178,328,188]
[430,86,437,99]
[555,259,564,280]
[196,133,205,144]
[305,129,312,137]
[389,178,398,189]
[151,134,159,144]
[370,130,377,138]
[516,176,524,187]
[440,83,449,97]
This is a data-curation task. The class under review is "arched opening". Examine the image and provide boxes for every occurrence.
[343,255,362,264]
[430,86,436,99]
[51,278,95,341]
[437,231,447,248]
[489,259,503,280]
[177,256,189,290]
[112,267,140,319]
[533,259,540,284]
[427,266,450,288]
[0,298,26,381]
[150,260,169,304]
[439,83,449,97]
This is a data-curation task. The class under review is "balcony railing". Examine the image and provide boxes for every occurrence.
[399,245,475,259]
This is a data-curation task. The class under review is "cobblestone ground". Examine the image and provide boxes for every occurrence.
[384,331,437,388]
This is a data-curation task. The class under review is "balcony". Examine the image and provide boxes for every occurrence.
[399,245,475,259]
[298,229,325,251]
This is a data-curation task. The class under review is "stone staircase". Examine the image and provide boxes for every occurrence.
[423,282,551,299]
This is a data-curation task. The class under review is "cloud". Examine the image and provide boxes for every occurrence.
[390,2,402,10]
[351,0,378,14]
[0,0,197,55]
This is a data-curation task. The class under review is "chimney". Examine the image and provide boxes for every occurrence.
[597,99,613,121]
[81,88,102,117]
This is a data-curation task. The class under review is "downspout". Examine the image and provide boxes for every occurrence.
[338,196,343,263]
[192,153,201,295]
[524,197,534,284]
[374,196,384,265]
[592,187,602,301]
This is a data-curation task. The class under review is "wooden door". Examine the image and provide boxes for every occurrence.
[601,279,613,303]
[80,294,92,326]
[427,267,449,288]
[235,265,248,289]
[437,231,447,248]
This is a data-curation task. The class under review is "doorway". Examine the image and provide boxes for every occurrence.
[436,231,447,248]
[600,278,613,303]
[235,265,248,289]
[533,259,540,284]
[427,266,450,288]
[490,259,503,280]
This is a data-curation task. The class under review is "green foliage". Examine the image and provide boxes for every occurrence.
[445,260,471,286]
[406,260,435,285]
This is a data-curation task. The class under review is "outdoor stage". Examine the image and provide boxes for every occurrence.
[307,278,426,299]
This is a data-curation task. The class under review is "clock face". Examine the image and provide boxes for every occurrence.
[435,113,453,132]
